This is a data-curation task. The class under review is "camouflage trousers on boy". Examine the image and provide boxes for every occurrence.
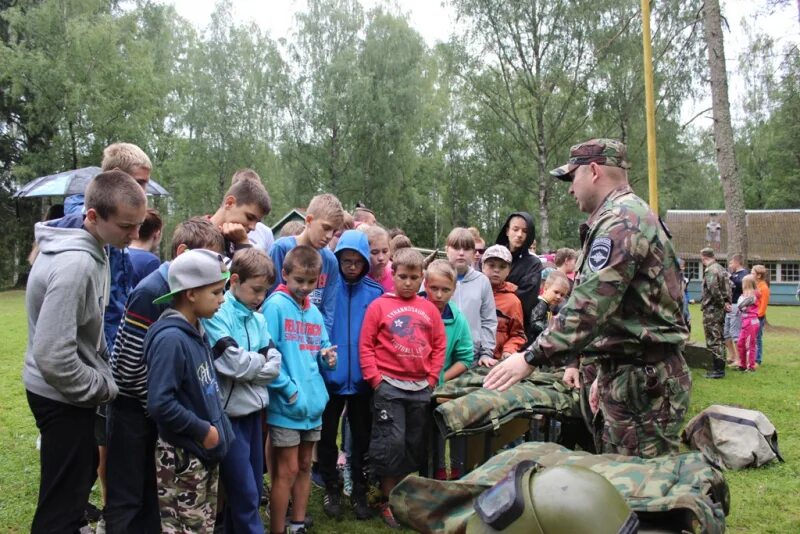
[155,438,219,533]
[596,351,692,459]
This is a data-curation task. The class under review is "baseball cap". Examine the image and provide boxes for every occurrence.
[550,138,631,181]
[153,249,230,305]
[482,244,512,264]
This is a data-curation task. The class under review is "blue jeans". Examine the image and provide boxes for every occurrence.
[756,317,766,364]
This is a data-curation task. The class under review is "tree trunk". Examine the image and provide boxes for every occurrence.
[703,0,748,262]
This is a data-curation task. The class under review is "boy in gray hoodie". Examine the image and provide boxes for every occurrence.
[23,170,147,533]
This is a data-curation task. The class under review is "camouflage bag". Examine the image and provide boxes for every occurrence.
[390,441,728,534]
[432,367,582,438]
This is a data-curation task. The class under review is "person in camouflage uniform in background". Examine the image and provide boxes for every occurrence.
[700,248,731,379]
[485,139,692,459]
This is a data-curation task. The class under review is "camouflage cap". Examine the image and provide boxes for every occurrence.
[700,247,715,258]
[550,138,631,181]
[482,244,512,264]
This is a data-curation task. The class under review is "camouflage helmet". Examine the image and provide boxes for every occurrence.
[466,463,638,534]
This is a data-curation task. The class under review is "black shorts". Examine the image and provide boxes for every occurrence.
[368,382,431,478]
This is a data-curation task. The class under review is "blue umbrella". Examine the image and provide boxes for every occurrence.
[12,166,170,198]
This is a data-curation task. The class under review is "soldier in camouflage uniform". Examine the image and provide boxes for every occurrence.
[485,139,691,459]
[700,248,731,378]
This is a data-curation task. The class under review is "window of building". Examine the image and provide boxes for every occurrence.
[748,261,777,282]
[685,260,701,281]
[781,263,799,282]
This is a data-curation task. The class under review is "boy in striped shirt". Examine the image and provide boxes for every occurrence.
[104,218,224,532]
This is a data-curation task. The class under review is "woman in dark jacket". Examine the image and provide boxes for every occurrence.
[495,211,543,339]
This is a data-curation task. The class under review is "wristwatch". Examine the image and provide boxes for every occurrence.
[523,348,545,367]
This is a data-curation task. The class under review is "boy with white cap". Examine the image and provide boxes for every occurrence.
[144,249,235,532]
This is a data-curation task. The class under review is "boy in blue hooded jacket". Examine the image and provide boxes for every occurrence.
[318,230,383,520]
[202,248,282,534]
[144,249,235,533]
[264,246,338,534]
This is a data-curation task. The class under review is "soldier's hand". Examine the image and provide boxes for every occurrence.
[589,378,600,414]
[203,425,220,449]
[483,352,533,392]
[563,367,580,389]
[221,222,250,244]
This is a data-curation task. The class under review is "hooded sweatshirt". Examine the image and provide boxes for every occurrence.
[202,291,282,418]
[263,286,333,430]
[23,220,118,407]
[359,293,446,389]
[269,236,340,336]
[495,211,543,336]
[144,309,233,466]
[323,231,384,395]
[452,267,497,359]
[492,281,527,358]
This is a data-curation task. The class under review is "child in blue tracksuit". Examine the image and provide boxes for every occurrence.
[144,249,234,532]
[318,230,383,520]
[202,248,282,534]
[264,245,338,534]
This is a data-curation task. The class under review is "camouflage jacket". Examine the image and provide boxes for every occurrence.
[390,442,728,534]
[530,185,688,365]
[701,261,731,311]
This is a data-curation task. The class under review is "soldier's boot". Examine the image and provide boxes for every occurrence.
[705,358,726,379]
[351,491,373,520]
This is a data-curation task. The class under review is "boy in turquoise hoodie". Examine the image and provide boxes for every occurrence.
[202,248,282,534]
[423,260,474,481]
[263,246,337,534]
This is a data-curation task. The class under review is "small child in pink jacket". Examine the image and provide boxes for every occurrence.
[736,275,760,372]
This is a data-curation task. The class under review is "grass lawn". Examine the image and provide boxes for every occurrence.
[0,289,798,532]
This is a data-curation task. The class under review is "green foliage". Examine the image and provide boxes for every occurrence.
[0,0,791,286]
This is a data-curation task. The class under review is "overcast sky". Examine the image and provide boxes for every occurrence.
[167,0,799,127]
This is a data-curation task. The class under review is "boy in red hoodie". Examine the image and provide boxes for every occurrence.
[480,244,527,366]
[359,248,446,529]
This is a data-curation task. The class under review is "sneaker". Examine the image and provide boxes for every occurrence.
[449,467,462,480]
[380,502,400,529]
[745,368,756,373]
[84,503,102,523]
[323,489,342,519]
[352,493,373,520]
[434,468,448,481]
[285,502,314,528]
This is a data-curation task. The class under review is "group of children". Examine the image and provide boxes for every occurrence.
[24,151,577,533]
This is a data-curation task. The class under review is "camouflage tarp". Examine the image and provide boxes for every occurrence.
[391,441,728,534]
[432,367,581,438]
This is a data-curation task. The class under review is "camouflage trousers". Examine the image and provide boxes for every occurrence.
[155,438,219,533]
[702,309,726,364]
[597,352,692,458]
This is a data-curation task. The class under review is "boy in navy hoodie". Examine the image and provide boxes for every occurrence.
[319,230,383,520]
[144,249,234,532]
[264,246,338,534]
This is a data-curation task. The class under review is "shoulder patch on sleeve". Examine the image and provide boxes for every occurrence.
[588,237,612,272]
